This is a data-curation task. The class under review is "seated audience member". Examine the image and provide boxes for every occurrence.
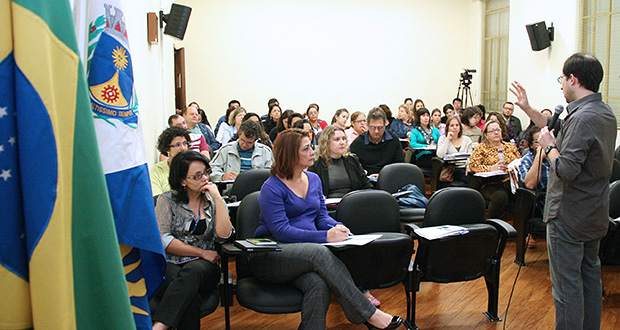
[350,107,405,177]
[309,125,373,198]
[436,116,473,184]
[389,104,415,139]
[214,100,240,136]
[518,126,550,191]
[183,105,220,152]
[196,108,211,128]
[251,128,406,330]
[430,108,446,136]
[151,127,190,196]
[468,120,521,219]
[293,118,316,147]
[410,107,441,168]
[242,112,272,148]
[517,126,550,248]
[168,114,210,160]
[518,109,552,154]
[331,108,350,129]
[152,151,233,330]
[345,111,367,148]
[452,97,463,117]
[306,103,328,135]
[475,104,486,130]
[216,107,246,144]
[413,99,425,111]
[487,111,516,143]
[263,103,281,136]
[501,101,522,138]
[404,97,413,108]
[269,109,294,142]
[210,120,274,183]
[288,112,304,129]
[378,104,394,126]
[441,103,455,124]
[460,107,483,144]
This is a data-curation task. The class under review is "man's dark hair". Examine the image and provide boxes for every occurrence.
[156,126,190,156]
[453,97,462,104]
[404,97,413,103]
[287,112,304,128]
[442,103,454,114]
[239,119,262,140]
[268,98,279,108]
[367,107,387,123]
[168,114,182,126]
[228,100,240,110]
[293,118,310,129]
[562,53,604,93]
[526,125,542,146]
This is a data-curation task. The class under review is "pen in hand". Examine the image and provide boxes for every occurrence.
[327,224,353,236]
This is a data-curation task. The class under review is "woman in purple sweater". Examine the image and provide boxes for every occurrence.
[251,129,405,330]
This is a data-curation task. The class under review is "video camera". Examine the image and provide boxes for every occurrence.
[460,69,476,86]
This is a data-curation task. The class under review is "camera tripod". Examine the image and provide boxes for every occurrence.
[456,80,474,109]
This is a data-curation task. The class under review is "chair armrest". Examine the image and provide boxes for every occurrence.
[486,219,517,239]
[609,217,620,231]
[404,223,421,237]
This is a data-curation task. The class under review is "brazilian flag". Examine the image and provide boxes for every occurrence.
[0,0,136,329]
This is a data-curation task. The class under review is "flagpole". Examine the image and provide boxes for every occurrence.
[72,0,90,66]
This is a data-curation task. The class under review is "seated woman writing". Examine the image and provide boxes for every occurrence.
[153,151,234,330]
[251,129,406,330]
[309,125,373,198]
[468,120,521,219]
[436,116,473,185]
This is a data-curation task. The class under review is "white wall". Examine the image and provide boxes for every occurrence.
[506,0,580,126]
[175,0,484,125]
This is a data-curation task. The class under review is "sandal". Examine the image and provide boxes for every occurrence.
[527,235,537,249]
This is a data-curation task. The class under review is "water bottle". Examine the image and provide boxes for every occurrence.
[498,150,504,169]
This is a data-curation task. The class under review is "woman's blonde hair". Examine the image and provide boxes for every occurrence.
[481,119,501,145]
[316,125,349,166]
[228,107,247,126]
[398,104,414,124]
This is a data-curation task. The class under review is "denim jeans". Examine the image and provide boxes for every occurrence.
[547,220,602,330]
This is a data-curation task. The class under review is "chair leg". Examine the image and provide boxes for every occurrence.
[483,259,502,322]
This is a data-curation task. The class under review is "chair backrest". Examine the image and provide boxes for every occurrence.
[423,187,486,227]
[235,191,262,279]
[611,159,620,183]
[232,169,271,201]
[615,145,620,162]
[610,180,620,219]
[335,190,400,234]
[376,163,425,194]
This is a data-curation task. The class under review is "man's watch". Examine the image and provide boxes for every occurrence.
[545,145,557,155]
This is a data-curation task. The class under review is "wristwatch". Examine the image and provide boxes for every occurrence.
[545,145,557,155]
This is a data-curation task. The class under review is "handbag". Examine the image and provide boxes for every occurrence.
[439,163,455,182]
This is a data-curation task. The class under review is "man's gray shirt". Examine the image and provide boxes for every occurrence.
[544,93,617,241]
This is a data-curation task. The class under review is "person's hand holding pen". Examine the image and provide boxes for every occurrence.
[326,224,352,242]
[222,164,238,181]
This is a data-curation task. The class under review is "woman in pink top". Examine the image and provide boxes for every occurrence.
[345,111,367,147]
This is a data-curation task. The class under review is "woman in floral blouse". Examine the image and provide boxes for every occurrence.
[469,120,521,218]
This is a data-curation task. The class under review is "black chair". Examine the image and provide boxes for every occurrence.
[599,180,620,265]
[611,159,620,183]
[430,157,468,193]
[332,190,415,324]
[376,163,426,224]
[231,169,271,202]
[614,145,620,162]
[230,192,304,324]
[405,187,517,327]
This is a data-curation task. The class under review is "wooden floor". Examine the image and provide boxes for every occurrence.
[200,237,620,330]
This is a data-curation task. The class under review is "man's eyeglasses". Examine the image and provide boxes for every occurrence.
[368,125,385,131]
[557,75,563,84]
[186,168,212,181]
[354,120,367,124]
[487,128,502,134]
[170,141,189,149]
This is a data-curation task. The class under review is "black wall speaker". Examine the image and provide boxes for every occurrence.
[526,21,553,51]
[160,4,192,40]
